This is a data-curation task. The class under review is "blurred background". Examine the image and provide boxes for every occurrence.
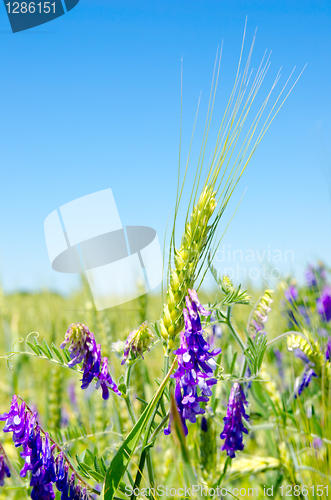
[0,0,330,295]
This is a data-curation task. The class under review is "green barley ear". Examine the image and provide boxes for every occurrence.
[161,186,217,342]
[278,442,297,483]
[228,455,280,475]
[160,27,302,347]
[287,332,331,392]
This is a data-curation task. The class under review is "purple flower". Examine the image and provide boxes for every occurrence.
[0,396,92,500]
[61,323,120,399]
[295,365,317,398]
[31,482,55,500]
[317,287,331,322]
[164,289,221,436]
[294,348,310,364]
[200,416,208,432]
[95,357,121,400]
[313,437,323,449]
[121,322,154,365]
[305,265,317,288]
[220,383,249,458]
[326,337,331,361]
[0,453,11,486]
[285,286,298,303]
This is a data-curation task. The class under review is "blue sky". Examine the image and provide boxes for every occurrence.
[0,0,330,294]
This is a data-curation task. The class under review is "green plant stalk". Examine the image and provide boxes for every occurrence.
[104,356,178,500]
[131,352,172,497]
[226,306,246,352]
[123,364,137,425]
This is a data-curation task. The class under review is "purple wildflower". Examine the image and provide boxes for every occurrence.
[0,453,11,486]
[294,349,310,364]
[326,337,331,361]
[220,383,249,458]
[61,323,120,399]
[200,416,208,432]
[317,287,331,322]
[313,437,323,449]
[164,289,221,436]
[306,265,317,287]
[285,286,298,303]
[295,365,317,398]
[95,357,121,400]
[0,396,92,500]
[121,322,154,365]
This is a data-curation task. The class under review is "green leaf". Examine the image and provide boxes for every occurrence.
[51,343,65,364]
[88,469,105,483]
[33,338,52,359]
[169,392,203,500]
[26,341,41,357]
[103,358,176,500]
[244,333,267,375]
[42,338,53,359]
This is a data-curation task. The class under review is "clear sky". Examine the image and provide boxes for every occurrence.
[0,0,330,294]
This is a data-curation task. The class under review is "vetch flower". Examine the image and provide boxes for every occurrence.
[317,287,331,322]
[121,321,154,365]
[96,357,121,400]
[0,396,93,500]
[295,365,317,398]
[220,383,249,458]
[305,265,317,288]
[0,453,10,487]
[200,416,208,432]
[326,337,331,361]
[61,323,120,399]
[164,289,221,436]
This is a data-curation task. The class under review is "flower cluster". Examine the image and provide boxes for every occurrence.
[0,396,91,500]
[0,451,10,487]
[249,290,273,337]
[326,337,331,362]
[164,289,221,436]
[121,321,154,365]
[220,383,249,458]
[295,365,317,398]
[61,323,121,399]
[305,262,327,288]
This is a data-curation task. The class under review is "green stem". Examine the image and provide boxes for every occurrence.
[144,352,170,493]
[0,441,22,483]
[131,352,174,498]
[240,357,248,378]
[124,364,137,424]
[266,331,312,348]
[147,413,170,446]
